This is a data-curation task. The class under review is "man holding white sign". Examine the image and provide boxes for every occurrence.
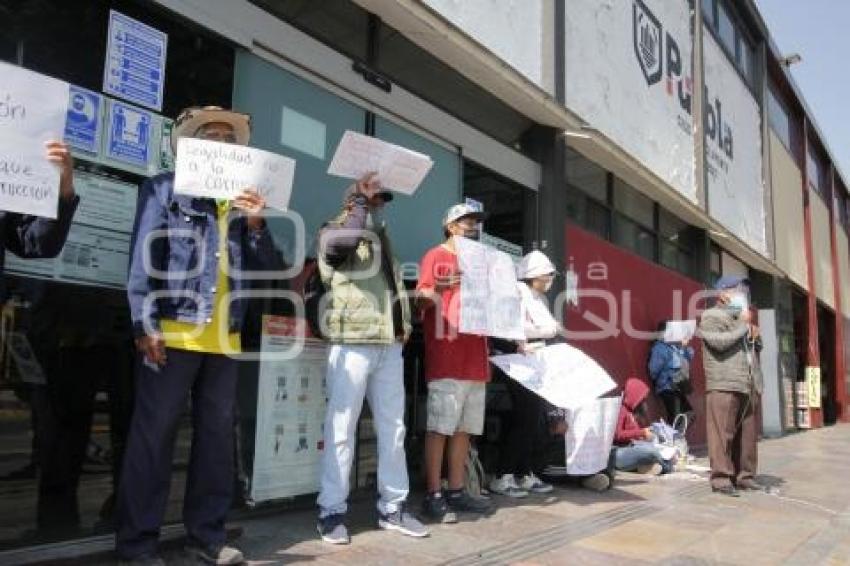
[0,62,79,286]
[118,106,284,565]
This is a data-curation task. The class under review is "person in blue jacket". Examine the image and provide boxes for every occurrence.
[116,106,285,566]
[648,321,695,424]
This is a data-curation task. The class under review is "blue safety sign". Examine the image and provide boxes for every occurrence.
[102,10,168,111]
[64,85,102,154]
[106,100,152,168]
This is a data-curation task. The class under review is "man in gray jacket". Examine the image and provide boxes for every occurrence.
[699,275,763,497]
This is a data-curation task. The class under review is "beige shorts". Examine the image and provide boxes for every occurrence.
[426,378,486,436]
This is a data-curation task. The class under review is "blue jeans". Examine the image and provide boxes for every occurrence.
[614,441,666,472]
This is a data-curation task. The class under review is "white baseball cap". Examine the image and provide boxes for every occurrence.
[442,203,486,227]
[516,250,556,280]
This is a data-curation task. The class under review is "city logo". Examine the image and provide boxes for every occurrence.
[633,0,663,86]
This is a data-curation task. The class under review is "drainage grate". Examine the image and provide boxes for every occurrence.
[442,483,709,566]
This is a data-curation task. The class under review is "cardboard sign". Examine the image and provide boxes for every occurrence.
[174,137,296,211]
[0,62,69,218]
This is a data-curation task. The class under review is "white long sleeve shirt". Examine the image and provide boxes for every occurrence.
[518,282,558,341]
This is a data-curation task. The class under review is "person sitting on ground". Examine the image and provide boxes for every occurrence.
[613,377,671,476]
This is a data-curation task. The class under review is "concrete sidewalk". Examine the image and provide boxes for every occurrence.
[126,425,850,564]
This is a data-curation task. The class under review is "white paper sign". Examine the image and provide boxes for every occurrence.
[491,343,617,411]
[565,396,622,475]
[0,62,69,219]
[565,0,696,202]
[456,236,524,340]
[174,138,295,211]
[663,320,697,343]
[327,130,434,195]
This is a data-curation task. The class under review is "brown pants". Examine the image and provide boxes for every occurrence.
[706,390,758,488]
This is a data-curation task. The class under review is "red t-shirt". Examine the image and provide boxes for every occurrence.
[417,244,490,382]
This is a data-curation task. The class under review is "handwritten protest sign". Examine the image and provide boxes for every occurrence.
[456,236,524,340]
[174,137,296,211]
[0,62,69,219]
[565,395,621,475]
[663,320,697,343]
[490,343,617,411]
[327,130,433,195]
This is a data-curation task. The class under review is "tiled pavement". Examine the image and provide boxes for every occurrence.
[93,425,850,564]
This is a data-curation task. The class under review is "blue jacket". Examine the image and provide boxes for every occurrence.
[648,341,694,393]
[0,196,79,299]
[127,173,284,338]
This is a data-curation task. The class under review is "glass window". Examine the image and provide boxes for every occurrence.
[613,177,655,228]
[702,0,716,28]
[463,161,530,248]
[614,215,656,261]
[566,148,608,203]
[586,199,612,240]
[807,145,825,197]
[717,2,736,55]
[767,87,792,151]
[738,36,755,83]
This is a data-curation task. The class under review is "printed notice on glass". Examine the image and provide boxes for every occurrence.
[565,396,622,476]
[174,138,296,211]
[251,316,328,502]
[327,130,434,195]
[0,62,69,219]
[490,343,617,411]
[456,236,524,340]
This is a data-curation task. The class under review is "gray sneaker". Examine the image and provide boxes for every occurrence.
[184,543,244,565]
[378,507,430,538]
[317,513,350,545]
[581,473,611,492]
[446,490,492,514]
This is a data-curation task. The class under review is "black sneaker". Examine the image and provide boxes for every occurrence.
[317,513,350,545]
[422,492,458,524]
[378,506,430,538]
[446,489,492,514]
[184,543,244,565]
[712,484,740,498]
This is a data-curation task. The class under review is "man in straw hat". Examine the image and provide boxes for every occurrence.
[116,106,284,565]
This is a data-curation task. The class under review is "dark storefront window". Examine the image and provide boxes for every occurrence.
[613,178,657,263]
[0,0,235,550]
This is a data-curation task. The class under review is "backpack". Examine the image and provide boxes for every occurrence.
[464,444,489,499]
[303,261,327,339]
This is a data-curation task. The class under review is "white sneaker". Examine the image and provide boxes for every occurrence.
[518,473,553,494]
[637,463,664,476]
[581,473,610,492]
[489,474,529,498]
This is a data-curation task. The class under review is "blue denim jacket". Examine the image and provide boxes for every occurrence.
[648,341,694,393]
[127,173,284,338]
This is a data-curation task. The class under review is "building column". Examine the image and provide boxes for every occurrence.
[801,119,823,428]
[829,166,849,422]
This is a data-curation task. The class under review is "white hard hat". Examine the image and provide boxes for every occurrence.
[516,250,556,280]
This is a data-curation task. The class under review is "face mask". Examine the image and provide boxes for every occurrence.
[366,209,385,230]
[542,278,554,292]
[463,228,480,241]
[728,293,749,314]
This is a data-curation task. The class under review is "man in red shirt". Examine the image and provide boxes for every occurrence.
[416,204,492,522]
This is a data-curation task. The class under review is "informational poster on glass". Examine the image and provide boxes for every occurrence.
[103,10,168,112]
[251,316,328,502]
[703,28,766,255]
[64,85,103,154]
[456,236,524,340]
[5,171,137,288]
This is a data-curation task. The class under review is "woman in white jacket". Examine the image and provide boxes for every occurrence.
[489,251,610,496]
